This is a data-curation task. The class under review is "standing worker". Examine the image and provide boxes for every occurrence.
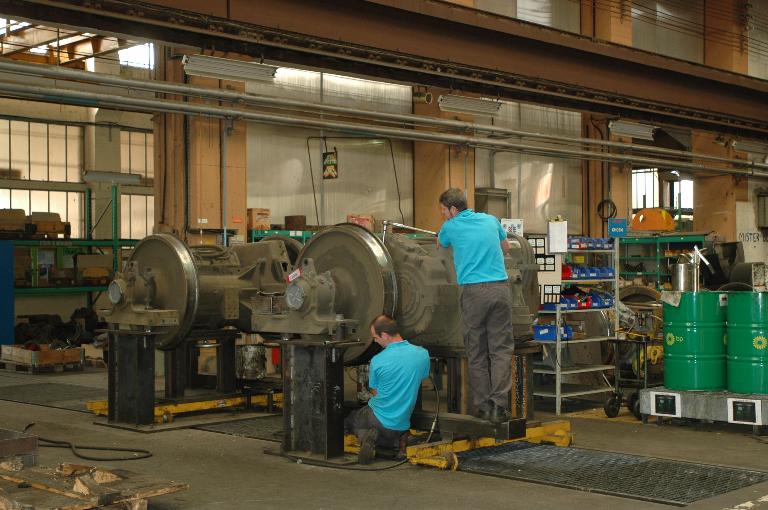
[437,188,514,424]
[345,315,431,464]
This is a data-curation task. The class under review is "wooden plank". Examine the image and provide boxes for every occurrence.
[0,464,187,510]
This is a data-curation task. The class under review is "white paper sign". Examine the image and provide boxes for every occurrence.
[501,218,523,237]
[547,220,568,254]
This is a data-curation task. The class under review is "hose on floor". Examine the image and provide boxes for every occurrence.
[24,423,152,461]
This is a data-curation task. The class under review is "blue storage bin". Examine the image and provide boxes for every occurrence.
[586,267,599,278]
[534,324,574,341]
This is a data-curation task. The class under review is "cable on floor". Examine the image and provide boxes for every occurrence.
[24,423,152,461]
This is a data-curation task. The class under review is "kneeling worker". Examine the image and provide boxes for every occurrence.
[345,314,431,464]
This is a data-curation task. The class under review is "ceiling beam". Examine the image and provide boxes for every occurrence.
[0,0,767,136]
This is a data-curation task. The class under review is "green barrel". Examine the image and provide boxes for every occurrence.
[663,291,726,390]
[726,292,768,394]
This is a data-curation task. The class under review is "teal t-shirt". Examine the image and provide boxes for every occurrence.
[438,209,508,285]
[368,340,430,431]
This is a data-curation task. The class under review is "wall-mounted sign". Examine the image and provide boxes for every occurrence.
[322,149,338,180]
[608,218,628,238]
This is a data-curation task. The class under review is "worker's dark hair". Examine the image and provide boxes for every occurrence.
[370,314,400,337]
[439,188,468,211]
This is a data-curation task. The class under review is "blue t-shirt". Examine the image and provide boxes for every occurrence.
[368,340,430,431]
[438,209,508,285]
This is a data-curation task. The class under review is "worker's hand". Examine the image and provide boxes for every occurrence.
[501,239,511,254]
[370,389,378,396]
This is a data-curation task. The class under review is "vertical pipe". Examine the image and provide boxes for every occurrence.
[319,72,325,226]
[85,187,92,240]
[221,120,230,246]
[111,184,118,272]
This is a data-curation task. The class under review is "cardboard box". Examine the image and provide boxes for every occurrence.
[347,214,375,232]
[247,208,271,230]
[76,254,113,269]
[1,344,84,366]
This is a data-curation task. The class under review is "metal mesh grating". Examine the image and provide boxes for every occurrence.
[196,415,283,442]
[0,383,105,412]
[457,442,768,506]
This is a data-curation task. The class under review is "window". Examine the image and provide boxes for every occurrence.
[632,168,693,214]
[120,130,154,184]
[632,169,660,210]
[118,43,154,70]
[0,119,85,237]
[120,129,154,239]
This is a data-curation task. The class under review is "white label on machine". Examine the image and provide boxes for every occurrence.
[719,294,728,307]
[650,391,681,417]
[727,398,763,425]
[287,268,302,282]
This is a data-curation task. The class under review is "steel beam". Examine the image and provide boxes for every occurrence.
[0,0,765,136]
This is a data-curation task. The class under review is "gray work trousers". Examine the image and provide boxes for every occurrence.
[460,281,515,410]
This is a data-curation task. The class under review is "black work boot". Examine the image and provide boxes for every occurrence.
[489,403,511,424]
[358,428,379,465]
[473,401,493,421]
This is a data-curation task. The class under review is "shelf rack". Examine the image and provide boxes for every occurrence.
[533,240,620,415]
[619,233,706,290]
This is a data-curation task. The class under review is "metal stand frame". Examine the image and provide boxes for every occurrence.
[280,340,353,462]
[107,327,241,426]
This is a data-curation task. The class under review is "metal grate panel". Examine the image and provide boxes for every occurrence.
[196,415,283,442]
[457,442,768,506]
[0,383,105,412]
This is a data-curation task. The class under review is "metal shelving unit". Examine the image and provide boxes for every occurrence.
[250,229,315,244]
[533,240,620,415]
[620,233,706,290]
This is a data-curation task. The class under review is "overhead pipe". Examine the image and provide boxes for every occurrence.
[0,78,766,178]
[0,59,765,172]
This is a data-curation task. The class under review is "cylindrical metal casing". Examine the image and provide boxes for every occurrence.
[663,291,726,390]
[726,292,768,394]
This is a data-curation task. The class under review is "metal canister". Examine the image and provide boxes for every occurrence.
[663,291,726,390]
[726,292,768,394]
[671,263,692,291]
[236,344,267,380]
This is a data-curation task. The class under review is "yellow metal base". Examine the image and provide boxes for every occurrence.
[86,393,283,424]
[344,420,572,470]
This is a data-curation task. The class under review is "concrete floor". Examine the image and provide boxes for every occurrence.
[0,368,766,510]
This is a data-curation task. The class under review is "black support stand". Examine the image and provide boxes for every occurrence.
[280,341,352,462]
[107,328,157,426]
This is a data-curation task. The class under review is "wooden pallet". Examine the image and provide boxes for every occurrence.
[0,360,84,375]
[0,461,187,509]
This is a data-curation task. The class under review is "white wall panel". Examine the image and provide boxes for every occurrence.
[749,0,768,79]
[633,0,704,63]
[517,0,580,33]
[246,70,413,226]
[477,102,582,234]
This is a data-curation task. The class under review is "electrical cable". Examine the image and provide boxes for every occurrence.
[304,137,321,226]
[597,198,618,220]
[282,374,440,471]
[385,138,406,224]
[23,423,152,461]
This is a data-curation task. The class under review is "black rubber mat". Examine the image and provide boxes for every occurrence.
[457,442,768,506]
[0,382,105,412]
[195,415,283,442]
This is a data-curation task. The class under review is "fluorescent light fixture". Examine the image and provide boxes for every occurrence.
[609,120,656,141]
[83,171,141,185]
[182,54,277,82]
[438,94,502,117]
[733,139,768,155]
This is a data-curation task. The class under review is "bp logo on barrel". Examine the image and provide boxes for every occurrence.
[754,336,768,350]
[666,332,676,346]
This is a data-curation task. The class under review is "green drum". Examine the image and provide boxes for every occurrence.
[726,292,768,394]
[663,291,726,390]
